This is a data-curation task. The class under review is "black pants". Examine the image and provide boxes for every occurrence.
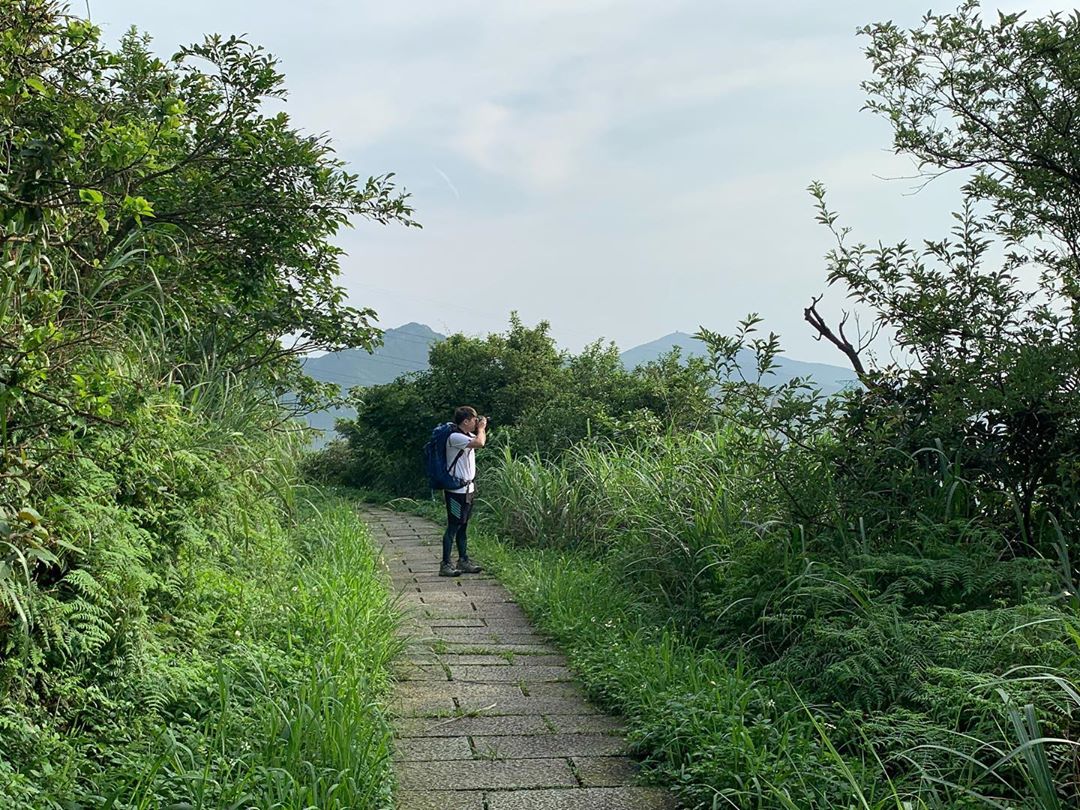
[442,490,473,564]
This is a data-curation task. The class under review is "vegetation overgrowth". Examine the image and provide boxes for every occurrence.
[319,314,717,496]
[323,3,1080,807]
[475,437,1078,808]
[2,2,408,806]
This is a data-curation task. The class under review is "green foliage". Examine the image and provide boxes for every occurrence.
[802,1,1080,551]
[89,494,402,810]
[320,314,716,495]
[462,8,1080,800]
[2,1,416,430]
[1,2,410,805]
[0,390,401,806]
[470,533,944,810]
[861,1,1080,248]
[473,441,1080,806]
[792,188,1080,553]
[679,4,1080,563]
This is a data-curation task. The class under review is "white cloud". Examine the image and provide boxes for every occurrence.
[88,0,1058,360]
[275,2,869,190]
[452,100,612,190]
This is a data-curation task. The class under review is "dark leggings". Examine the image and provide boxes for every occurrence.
[442,523,468,565]
[442,491,472,564]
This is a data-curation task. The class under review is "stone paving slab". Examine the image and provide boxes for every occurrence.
[465,602,531,619]
[453,695,599,716]
[526,682,590,699]
[477,618,556,633]
[415,592,515,603]
[440,653,569,667]
[423,641,562,655]
[434,629,551,644]
[573,756,642,787]
[360,505,675,810]
[397,714,552,738]
[547,714,625,734]
[395,758,578,790]
[473,733,628,759]
[415,605,482,618]
[394,663,449,681]
[460,585,515,596]
[395,791,485,810]
[394,735,473,761]
[485,787,677,810]
[395,693,600,718]
[449,664,575,682]
[431,653,515,666]
[394,681,526,701]
[402,652,441,664]
[391,695,458,717]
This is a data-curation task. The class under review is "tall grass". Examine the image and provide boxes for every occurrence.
[472,433,1080,809]
[485,431,776,620]
[87,494,402,809]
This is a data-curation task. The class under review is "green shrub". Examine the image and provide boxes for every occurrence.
[475,430,1080,807]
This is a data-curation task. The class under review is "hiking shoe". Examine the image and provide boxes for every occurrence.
[456,558,483,574]
[439,562,460,577]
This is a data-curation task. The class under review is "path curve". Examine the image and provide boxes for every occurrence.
[360,506,677,810]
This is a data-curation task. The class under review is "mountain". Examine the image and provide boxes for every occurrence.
[618,331,858,396]
[300,322,445,443]
[302,321,443,389]
[300,324,858,445]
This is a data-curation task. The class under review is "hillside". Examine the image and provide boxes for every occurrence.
[302,321,443,388]
[301,323,444,441]
[619,331,858,395]
[302,324,857,443]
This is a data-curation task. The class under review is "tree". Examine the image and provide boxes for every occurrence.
[2,1,417,409]
[862,1,1080,259]
[1,1,416,652]
[328,316,717,495]
[850,3,1080,547]
[702,3,1080,553]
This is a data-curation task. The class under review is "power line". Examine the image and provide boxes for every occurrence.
[306,349,431,371]
[302,353,434,385]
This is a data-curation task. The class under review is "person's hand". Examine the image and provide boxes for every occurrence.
[478,416,488,429]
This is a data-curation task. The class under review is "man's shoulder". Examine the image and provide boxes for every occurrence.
[447,431,472,447]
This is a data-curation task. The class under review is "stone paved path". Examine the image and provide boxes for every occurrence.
[360,506,677,810]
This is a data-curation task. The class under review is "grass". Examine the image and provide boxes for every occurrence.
[366,433,1080,808]
[424,434,1080,809]
[464,534,845,809]
[24,491,403,809]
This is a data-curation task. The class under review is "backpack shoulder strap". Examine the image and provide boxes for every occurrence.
[446,427,465,472]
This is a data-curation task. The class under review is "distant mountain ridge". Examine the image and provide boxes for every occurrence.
[300,322,444,442]
[300,324,857,443]
[619,331,858,394]
[302,321,442,389]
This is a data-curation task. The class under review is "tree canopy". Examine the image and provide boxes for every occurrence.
[710,1,1080,551]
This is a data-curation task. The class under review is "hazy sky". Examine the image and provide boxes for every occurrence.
[86,0,1054,362]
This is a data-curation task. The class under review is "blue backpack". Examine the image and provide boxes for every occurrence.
[423,422,471,491]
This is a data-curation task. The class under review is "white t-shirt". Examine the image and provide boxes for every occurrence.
[446,431,475,494]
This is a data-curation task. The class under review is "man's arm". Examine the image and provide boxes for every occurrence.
[466,416,487,448]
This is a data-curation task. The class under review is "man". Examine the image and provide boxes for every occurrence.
[440,405,486,577]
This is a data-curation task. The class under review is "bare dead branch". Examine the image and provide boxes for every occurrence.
[803,296,879,391]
